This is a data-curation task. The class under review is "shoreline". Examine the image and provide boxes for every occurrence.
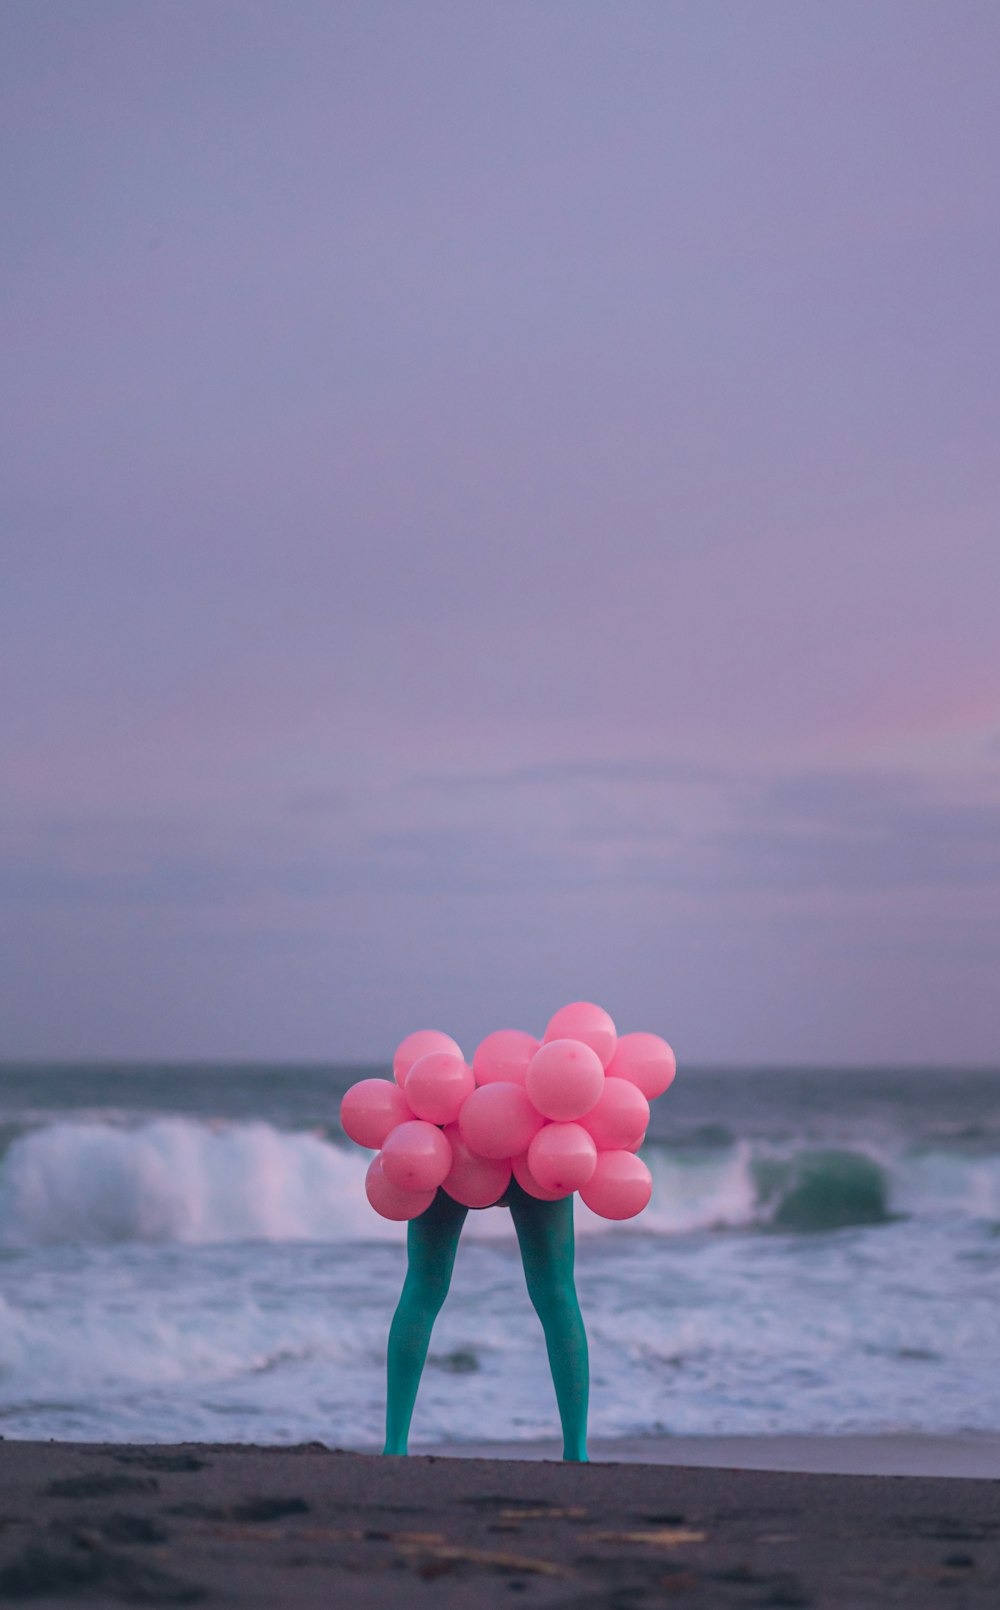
[3,1441,1000,1607]
[413,1431,1000,1479]
[8,1430,1000,1480]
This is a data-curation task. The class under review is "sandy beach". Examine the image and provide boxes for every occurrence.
[1,1440,998,1607]
[420,1432,1000,1478]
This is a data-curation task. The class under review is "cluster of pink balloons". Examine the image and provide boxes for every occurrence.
[341,1002,676,1224]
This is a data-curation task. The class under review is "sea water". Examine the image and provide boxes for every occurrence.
[2,1063,1000,1448]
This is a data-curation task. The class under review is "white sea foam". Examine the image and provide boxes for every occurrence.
[890,1151,1000,1221]
[0,1121,785,1249]
[5,1215,1000,1447]
[5,1067,1000,1447]
[4,1116,1000,1251]
[638,1144,760,1235]
[0,1119,396,1247]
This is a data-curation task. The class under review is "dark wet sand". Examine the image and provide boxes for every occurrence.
[2,1440,999,1607]
[421,1433,1000,1479]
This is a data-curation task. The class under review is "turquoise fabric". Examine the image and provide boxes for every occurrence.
[383,1178,589,1460]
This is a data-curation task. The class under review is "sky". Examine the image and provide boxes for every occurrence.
[2,0,998,1064]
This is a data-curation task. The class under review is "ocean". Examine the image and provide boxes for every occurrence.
[2,1063,1000,1450]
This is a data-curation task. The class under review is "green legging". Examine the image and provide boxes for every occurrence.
[383,1177,589,1461]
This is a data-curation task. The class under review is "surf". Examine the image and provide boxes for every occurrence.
[4,1117,1000,1246]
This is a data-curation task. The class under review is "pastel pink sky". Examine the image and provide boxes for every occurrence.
[2,1,998,1062]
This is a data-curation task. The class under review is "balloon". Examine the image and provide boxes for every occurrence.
[458,1081,544,1160]
[579,1077,650,1152]
[580,1150,652,1220]
[340,1078,413,1150]
[473,1029,539,1087]
[526,1039,605,1121]
[442,1124,511,1208]
[527,1123,598,1194]
[365,1155,436,1221]
[351,1014,673,1222]
[544,1001,617,1068]
[505,1152,570,1204]
[393,1029,464,1087]
[381,1120,453,1192]
[404,1052,475,1125]
[511,1150,571,1201]
[606,1032,676,1100]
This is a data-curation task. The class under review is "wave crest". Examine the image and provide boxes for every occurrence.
[0,1118,389,1247]
[4,1118,1000,1247]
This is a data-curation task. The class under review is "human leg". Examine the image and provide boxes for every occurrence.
[508,1179,589,1461]
[383,1188,468,1455]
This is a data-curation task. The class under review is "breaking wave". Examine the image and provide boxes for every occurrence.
[3,1118,1000,1247]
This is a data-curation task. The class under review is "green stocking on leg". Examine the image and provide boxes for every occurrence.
[508,1179,589,1461]
[383,1180,589,1462]
[383,1188,468,1456]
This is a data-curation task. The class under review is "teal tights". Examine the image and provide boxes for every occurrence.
[383,1178,589,1461]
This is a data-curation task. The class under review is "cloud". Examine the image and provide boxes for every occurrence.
[407,757,1000,900]
[621,768,1000,896]
[4,759,998,931]
[413,757,725,792]
[1,757,997,1062]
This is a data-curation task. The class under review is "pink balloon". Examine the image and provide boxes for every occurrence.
[404,1052,475,1124]
[365,1155,436,1221]
[381,1120,453,1192]
[340,1078,413,1150]
[392,1029,463,1087]
[625,1129,647,1154]
[544,1001,617,1068]
[458,1082,544,1160]
[511,1150,571,1201]
[526,1039,605,1121]
[606,1033,676,1100]
[527,1123,598,1194]
[580,1150,653,1220]
[441,1124,511,1208]
[472,1029,539,1087]
[580,1077,650,1152]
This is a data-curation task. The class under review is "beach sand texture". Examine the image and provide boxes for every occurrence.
[2,1442,999,1607]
